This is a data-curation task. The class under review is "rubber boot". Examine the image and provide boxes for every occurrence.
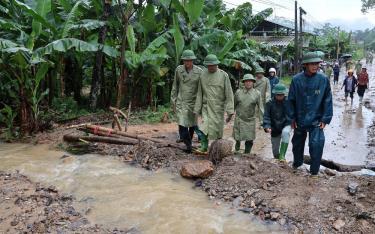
[278,142,289,161]
[244,141,253,154]
[194,135,208,155]
[235,141,241,152]
[183,138,192,154]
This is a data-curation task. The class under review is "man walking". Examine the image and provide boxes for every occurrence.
[342,69,358,105]
[170,50,202,153]
[287,52,333,178]
[255,68,271,107]
[263,83,291,161]
[357,65,369,104]
[333,62,340,85]
[194,54,234,154]
[233,74,263,154]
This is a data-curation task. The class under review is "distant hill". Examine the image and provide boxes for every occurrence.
[324,17,375,31]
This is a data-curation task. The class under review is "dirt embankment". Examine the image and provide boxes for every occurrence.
[0,172,134,233]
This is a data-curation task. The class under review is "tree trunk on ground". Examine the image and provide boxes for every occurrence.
[89,0,111,109]
[63,134,138,145]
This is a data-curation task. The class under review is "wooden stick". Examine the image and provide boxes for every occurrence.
[109,106,127,119]
[125,101,131,132]
[77,127,120,138]
[64,134,138,145]
[65,120,112,129]
[113,114,123,131]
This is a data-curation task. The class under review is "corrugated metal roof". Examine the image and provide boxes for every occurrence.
[247,36,295,47]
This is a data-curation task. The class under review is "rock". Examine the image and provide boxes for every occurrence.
[238,208,252,213]
[250,200,256,208]
[249,162,258,170]
[270,212,280,220]
[348,182,359,195]
[10,220,18,226]
[61,155,75,164]
[333,219,345,230]
[324,168,337,176]
[279,218,287,225]
[208,139,233,164]
[180,160,214,179]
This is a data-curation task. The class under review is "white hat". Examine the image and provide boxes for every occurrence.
[362,65,367,69]
[269,68,276,73]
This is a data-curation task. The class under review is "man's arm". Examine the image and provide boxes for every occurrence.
[263,101,272,129]
[224,75,234,115]
[321,80,333,125]
[194,77,203,115]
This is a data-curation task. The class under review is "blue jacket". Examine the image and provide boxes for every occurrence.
[342,76,358,93]
[287,72,333,128]
[268,76,280,97]
[263,98,291,137]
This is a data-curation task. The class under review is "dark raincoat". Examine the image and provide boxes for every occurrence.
[263,98,291,137]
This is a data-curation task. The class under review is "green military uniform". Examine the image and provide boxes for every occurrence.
[233,86,263,141]
[194,55,234,149]
[170,65,202,127]
[254,68,271,107]
[194,69,234,140]
[170,50,201,153]
[233,74,263,154]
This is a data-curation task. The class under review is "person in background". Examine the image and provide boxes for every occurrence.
[194,54,234,154]
[355,60,362,76]
[263,83,291,161]
[287,51,333,178]
[357,65,369,104]
[333,62,340,85]
[325,63,333,81]
[341,69,358,106]
[170,50,202,153]
[233,74,263,154]
[268,67,279,97]
[254,68,271,124]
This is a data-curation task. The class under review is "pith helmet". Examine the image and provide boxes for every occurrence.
[302,52,323,64]
[203,54,220,65]
[242,74,256,82]
[255,67,265,74]
[181,50,196,60]
[272,83,288,95]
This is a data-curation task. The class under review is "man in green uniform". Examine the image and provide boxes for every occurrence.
[254,68,271,124]
[233,74,263,154]
[170,50,202,153]
[355,60,362,76]
[194,54,235,154]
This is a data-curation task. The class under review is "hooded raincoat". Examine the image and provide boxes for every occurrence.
[194,69,234,140]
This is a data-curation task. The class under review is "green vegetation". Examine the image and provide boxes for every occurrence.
[280,76,292,87]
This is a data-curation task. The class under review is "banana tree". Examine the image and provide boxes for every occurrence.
[124,25,170,107]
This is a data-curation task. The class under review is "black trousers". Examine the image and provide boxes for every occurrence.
[179,125,196,149]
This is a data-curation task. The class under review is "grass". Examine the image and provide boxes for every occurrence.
[130,105,176,125]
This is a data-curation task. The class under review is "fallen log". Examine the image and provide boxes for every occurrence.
[81,124,186,150]
[63,134,138,145]
[77,128,120,138]
[303,156,375,172]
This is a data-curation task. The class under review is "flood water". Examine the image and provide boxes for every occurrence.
[0,143,285,234]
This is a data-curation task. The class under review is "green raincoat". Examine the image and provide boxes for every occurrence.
[194,69,234,140]
[233,88,263,141]
[254,76,271,108]
[170,65,202,127]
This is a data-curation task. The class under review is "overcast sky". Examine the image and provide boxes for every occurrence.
[226,0,375,31]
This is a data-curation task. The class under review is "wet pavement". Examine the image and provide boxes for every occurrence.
[227,61,375,166]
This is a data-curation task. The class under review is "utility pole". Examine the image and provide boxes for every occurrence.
[299,7,306,66]
[294,0,298,73]
[336,26,340,62]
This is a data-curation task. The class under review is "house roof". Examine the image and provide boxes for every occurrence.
[247,36,295,47]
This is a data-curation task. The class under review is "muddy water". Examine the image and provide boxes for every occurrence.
[0,143,284,234]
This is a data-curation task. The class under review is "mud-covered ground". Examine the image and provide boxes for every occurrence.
[0,172,134,233]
